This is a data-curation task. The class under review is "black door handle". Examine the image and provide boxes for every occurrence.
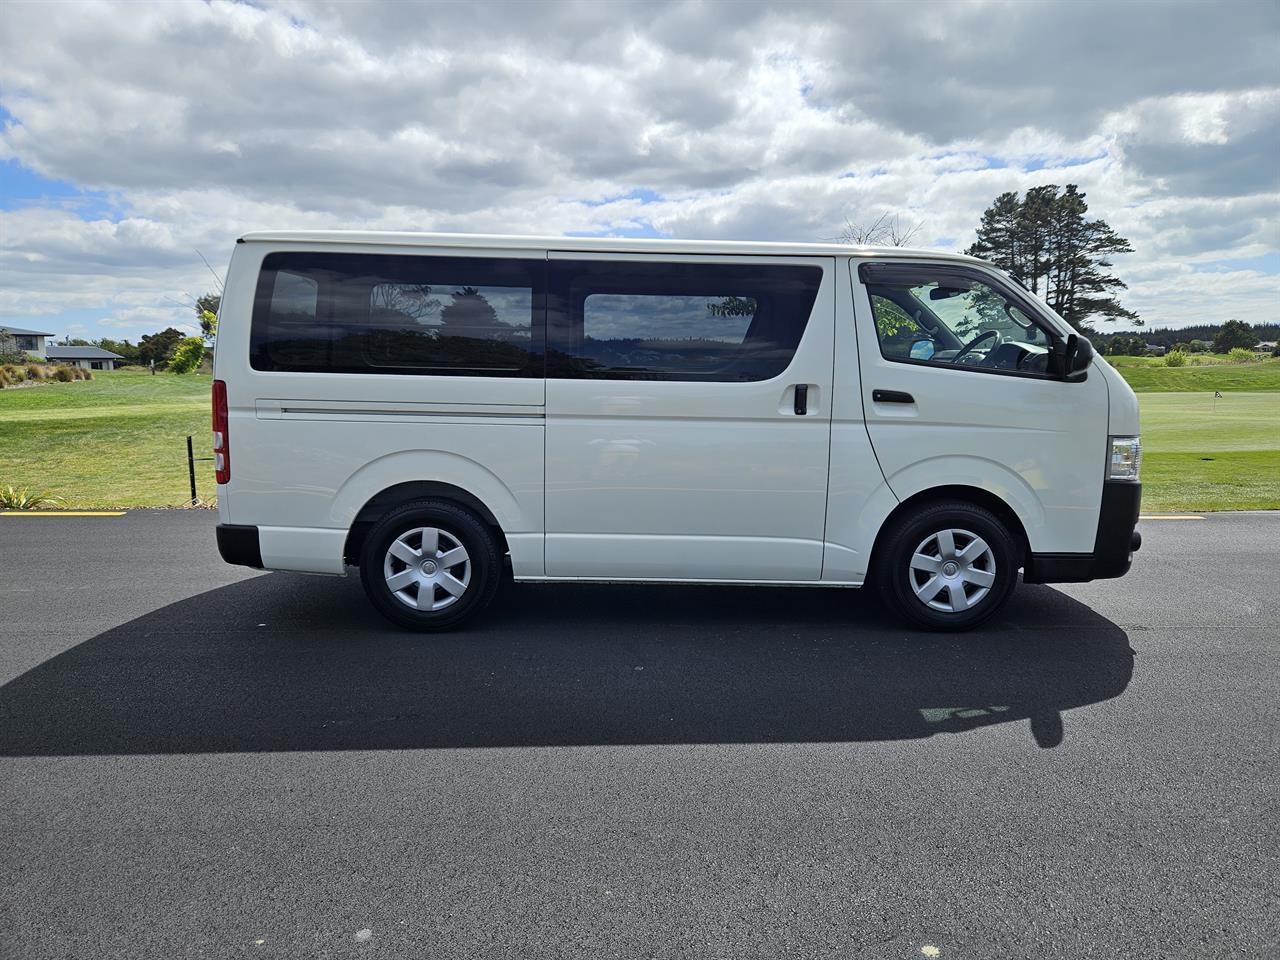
[872,389,914,404]
[794,383,808,415]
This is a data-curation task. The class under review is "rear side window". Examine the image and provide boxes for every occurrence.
[250,252,543,376]
[548,260,822,381]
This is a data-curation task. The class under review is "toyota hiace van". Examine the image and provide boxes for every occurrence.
[212,232,1141,630]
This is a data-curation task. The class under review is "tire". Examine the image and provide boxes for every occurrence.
[358,499,502,631]
[875,500,1019,631]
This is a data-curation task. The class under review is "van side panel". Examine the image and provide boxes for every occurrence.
[214,242,546,577]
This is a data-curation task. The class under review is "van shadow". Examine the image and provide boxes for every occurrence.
[0,575,1132,756]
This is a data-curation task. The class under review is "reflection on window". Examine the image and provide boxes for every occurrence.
[552,262,821,382]
[250,254,541,376]
[362,285,533,370]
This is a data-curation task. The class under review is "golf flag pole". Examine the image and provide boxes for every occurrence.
[1214,389,1222,411]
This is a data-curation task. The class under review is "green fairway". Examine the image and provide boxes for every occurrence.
[1137,392,1280,511]
[0,367,213,507]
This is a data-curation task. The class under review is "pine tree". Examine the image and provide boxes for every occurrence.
[967,185,1138,331]
[967,192,1021,277]
[438,287,501,336]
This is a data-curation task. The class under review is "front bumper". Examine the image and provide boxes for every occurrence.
[1023,481,1141,584]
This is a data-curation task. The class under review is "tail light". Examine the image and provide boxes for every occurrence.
[212,379,230,484]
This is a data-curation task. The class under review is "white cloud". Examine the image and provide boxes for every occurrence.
[0,0,1276,338]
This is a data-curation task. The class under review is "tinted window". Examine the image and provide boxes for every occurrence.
[548,261,822,381]
[250,253,542,376]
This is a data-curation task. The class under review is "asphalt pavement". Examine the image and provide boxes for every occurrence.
[0,510,1275,959]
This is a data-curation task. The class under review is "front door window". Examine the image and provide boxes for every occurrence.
[865,268,1054,375]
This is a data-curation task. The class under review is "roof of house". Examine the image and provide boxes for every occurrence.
[45,346,125,360]
[238,230,993,266]
[1,325,55,337]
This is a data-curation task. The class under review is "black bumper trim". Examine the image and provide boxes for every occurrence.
[1024,482,1141,584]
[216,524,263,569]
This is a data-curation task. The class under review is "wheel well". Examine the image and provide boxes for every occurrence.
[343,481,509,566]
[869,485,1030,572]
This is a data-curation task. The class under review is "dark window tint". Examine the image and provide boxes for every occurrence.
[250,253,542,376]
[548,261,822,381]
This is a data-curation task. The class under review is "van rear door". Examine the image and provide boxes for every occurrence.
[543,254,835,581]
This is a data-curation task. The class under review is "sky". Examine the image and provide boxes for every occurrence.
[1,0,1277,343]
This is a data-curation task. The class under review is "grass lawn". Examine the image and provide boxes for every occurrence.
[0,367,213,507]
[1136,392,1280,511]
[1112,357,1280,392]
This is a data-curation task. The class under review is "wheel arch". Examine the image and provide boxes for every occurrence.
[868,485,1031,575]
[343,480,509,566]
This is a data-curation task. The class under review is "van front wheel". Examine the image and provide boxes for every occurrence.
[359,499,502,631]
[876,501,1018,631]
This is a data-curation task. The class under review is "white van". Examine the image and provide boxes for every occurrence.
[212,232,1141,631]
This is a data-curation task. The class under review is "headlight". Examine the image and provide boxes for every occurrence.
[1108,436,1141,482]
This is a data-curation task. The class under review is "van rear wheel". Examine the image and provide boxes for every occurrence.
[359,499,502,631]
[875,501,1018,631]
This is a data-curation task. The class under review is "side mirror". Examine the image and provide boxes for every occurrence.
[1055,333,1093,380]
[909,338,936,361]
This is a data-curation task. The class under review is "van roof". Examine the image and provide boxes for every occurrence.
[237,230,989,265]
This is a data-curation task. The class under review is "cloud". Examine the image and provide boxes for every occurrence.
[0,0,1276,337]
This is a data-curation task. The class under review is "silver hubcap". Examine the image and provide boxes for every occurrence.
[383,526,471,612]
[908,528,996,614]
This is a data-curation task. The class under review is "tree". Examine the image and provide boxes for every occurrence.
[838,211,922,247]
[1104,335,1146,356]
[370,284,438,322]
[1212,319,1258,353]
[137,327,186,368]
[168,336,205,374]
[438,288,502,336]
[968,184,1138,332]
[0,328,20,360]
[195,293,221,343]
[94,338,139,364]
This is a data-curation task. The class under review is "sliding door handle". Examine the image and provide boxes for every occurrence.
[794,383,809,415]
[872,389,914,404]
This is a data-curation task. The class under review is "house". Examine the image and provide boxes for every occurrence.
[45,345,125,371]
[1255,340,1277,354]
[0,325,54,359]
[1144,343,1167,356]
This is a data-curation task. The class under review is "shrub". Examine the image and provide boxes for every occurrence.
[25,364,42,380]
[1,364,20,382]
[1228,347,1256,363]
[52,366,74,382]
[83,369,93,380]
[168,336,206,374]
[1164,350,1188,367]
[0,486,62,509]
